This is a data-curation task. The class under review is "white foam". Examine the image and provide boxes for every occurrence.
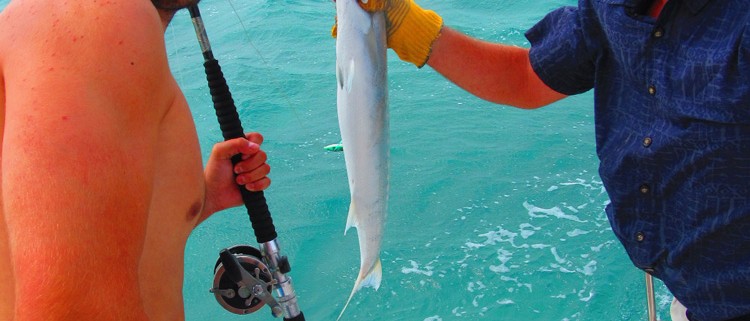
[566,229,590,237]
[401,260,434,276]
[523,201,587,223]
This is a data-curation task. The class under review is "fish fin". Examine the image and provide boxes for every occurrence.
[360,258,383,290]
[336,259,382,321]
[336,64,344,89]
[336,59,355,93]
[344,201,357,235]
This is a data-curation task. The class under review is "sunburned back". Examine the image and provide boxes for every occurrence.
[0,1,206,320]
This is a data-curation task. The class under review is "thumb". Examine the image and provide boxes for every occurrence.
[212,138,260,161]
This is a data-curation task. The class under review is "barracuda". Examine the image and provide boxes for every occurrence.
[334,0,389,319]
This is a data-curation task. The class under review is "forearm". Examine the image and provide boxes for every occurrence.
[427,27,566,109]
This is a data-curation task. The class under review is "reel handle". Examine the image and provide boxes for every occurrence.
[219,249,246,285]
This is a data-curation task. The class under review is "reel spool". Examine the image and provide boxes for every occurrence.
[210,245,278,315]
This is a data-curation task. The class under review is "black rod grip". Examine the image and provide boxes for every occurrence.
[202,58,278,243]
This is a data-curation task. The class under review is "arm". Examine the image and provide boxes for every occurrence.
[427,27,567,109]
[354,0,567,108]
[3,2,171,319]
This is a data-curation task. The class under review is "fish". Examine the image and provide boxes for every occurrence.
[334,0,389,319]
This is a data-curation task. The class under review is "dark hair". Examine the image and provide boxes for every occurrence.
[151,0,201,11]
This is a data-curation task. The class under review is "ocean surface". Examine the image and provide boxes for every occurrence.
[1,0,675,320]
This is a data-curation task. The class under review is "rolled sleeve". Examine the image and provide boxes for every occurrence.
[525,5,598,95]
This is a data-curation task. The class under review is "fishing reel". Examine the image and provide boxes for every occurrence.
[209,245,293,317]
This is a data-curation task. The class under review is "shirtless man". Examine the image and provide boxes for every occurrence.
[0,0,272,320]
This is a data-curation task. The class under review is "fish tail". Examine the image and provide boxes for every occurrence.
[337,259,382,321]
[336,283,358,321]
[359,258,382,290]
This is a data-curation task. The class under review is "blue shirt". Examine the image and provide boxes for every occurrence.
[526,1,750,320]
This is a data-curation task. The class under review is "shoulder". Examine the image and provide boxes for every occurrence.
[2,0,181,174]
[52,0,170,87]
[3,0,176,121]
[2,0,169,82]
[1,0,163,48]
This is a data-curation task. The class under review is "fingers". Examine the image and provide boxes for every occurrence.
[211,132,272,192]
[332,0,387,38]
[359,0,387,12]
[233,148,269,182]
[333,0,388,15]
[211,133,265,159]
[245,132,264,145]
[235,133,270,191]
[235,167,271,192]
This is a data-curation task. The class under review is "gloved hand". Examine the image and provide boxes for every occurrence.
[332,0,443,68]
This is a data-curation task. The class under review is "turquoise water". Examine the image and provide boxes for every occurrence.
[1,0,674,320]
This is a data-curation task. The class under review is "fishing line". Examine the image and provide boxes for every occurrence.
[167,26,185,85]
[224,0,307,130]
[220,0,312,251]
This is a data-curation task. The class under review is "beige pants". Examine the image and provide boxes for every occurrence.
[670,298,689,321]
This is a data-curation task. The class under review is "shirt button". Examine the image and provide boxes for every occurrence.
[648,85,657,95]
[643,137,653,147]
[653,28,664,38]
[640,184,650,194]
[636,232,645,242]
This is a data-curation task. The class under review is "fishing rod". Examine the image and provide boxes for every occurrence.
[187,5,304,321]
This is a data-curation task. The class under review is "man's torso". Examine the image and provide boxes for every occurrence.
[527,0,750,319]
[0,1,206,319]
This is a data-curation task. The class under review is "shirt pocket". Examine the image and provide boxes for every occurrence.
[665,35,750,125]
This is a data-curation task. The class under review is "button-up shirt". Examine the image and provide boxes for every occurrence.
[526,0,750,320]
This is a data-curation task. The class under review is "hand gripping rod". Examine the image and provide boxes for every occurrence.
[188,6,304,320]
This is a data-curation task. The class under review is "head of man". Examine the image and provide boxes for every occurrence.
[151,0,201,24]
[151,0,201,10]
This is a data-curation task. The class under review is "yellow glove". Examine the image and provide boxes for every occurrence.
[332,0,443,68]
